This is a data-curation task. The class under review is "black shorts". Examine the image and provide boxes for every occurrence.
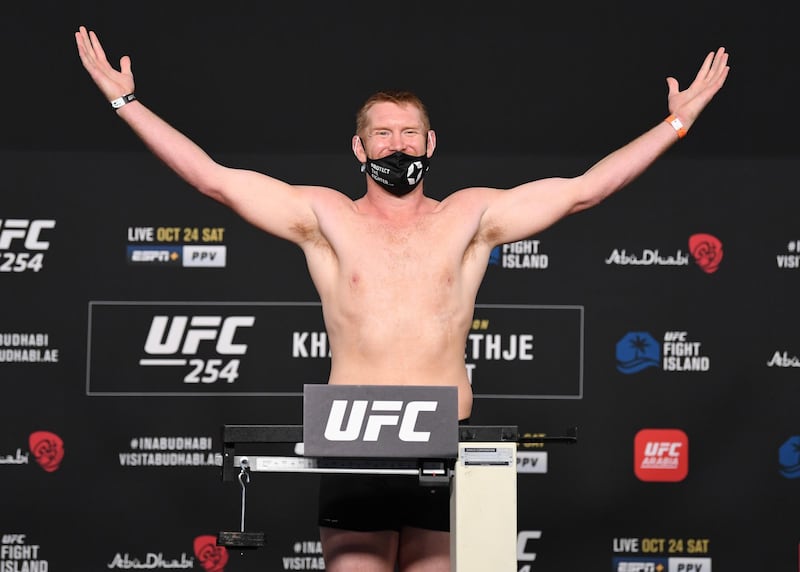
[317,419,469,533]
[317,473,451,532]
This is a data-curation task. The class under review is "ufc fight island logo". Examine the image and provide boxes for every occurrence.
[324,399,438,442]
[140,315,255,383]
[304,385,459,458]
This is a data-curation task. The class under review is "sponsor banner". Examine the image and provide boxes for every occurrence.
[468,304,584,399]
[779,435,800,479]
[86,301,322,396]
[104,534,224,570]
[86,302,583,399]
[0,218,56,273]
[603,233,723,274]
[612,537,711,571]
[0,430,65,473]
[668,557,711,571]
[279,538,325,571]
[0,533,51,571]
[612,556,670,571]
[516,451,548,474]
[776,239,800,269]
[126,245,227,267]
[616,331,711,375]
[0,332,59,364]
[767,350,800,369]
[183,245,226,267]
[634,428,689,482]
[126,245,181,265]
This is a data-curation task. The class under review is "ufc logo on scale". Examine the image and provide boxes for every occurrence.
[324,399,438,442]
[304,384,459,458]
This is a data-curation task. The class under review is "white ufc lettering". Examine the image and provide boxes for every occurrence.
[0,219,56,250]
[143,315,255,355]
[324,400,437,442]
[644,441,682,456]
[517,530,541,562]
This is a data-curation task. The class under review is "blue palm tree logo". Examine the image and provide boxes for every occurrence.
[616,332,660,374]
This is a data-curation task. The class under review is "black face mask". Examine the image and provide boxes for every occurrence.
[361,150,431,197]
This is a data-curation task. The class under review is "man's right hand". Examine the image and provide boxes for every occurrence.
[75,26,136,103]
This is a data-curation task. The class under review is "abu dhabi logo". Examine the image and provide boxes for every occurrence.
[29,430,64,473]
[778,436,800,479]
[605,232,723,274]
[194,535,228,572]
[616,332,660,374]
[689,233,723,274]
[0,431,64,472]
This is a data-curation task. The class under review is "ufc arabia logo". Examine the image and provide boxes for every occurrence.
[634,428,689,482]
[324,400,438,442]
[144,315,254,355]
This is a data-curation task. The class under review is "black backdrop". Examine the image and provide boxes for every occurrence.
[2,2,798,571]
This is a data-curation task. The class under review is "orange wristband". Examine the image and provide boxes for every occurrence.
[665,114,687,139]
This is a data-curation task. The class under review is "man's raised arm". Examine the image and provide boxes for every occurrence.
[479,47,730,246]
[74,26,319,244]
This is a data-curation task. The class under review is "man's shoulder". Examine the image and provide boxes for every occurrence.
[297,184,357,206]
[439,186,498,209]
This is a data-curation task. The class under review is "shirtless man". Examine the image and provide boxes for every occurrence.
[75,26,729,572]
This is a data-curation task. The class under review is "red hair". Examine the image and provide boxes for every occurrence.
[355,90,430,137]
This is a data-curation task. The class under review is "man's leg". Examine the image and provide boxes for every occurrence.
[320,527,399,572]
[397,527,450,572]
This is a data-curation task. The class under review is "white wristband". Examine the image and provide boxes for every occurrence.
[110,93,137,109]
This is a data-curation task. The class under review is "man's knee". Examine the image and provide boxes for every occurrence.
[320,527,399,572]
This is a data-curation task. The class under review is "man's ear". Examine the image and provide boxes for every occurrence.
[426,130,437,157]
[353,135,367,163]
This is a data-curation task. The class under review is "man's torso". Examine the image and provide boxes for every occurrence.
[301,188,492,419]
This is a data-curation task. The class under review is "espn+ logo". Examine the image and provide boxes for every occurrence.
[324,400,438,443]
[141,315,255,383]
[0,219,56,273]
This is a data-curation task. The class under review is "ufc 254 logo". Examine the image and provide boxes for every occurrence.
[324,400,438,442]
[0,219,56,272]
[141,315,255,383]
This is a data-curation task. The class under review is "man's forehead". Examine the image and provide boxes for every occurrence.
[366,101,425,128]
